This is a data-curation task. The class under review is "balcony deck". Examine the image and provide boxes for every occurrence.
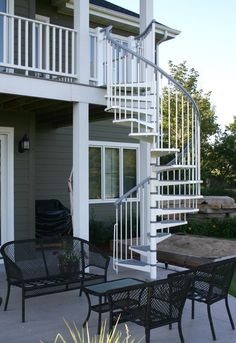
[0,262,235,343]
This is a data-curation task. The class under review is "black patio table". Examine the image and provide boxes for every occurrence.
[83,278,144,334]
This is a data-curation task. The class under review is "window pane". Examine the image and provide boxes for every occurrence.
[89,147,101,199]
[123,149,136,194]
[105,148,119,199]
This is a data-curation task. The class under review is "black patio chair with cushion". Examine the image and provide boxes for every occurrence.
[188,257,236,341]
[107,270,192,343]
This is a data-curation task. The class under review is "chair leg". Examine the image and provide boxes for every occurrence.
[4,283,11,311]
[191,299,195,319]
[207,304,216,341]
[145,328,150,343]
[178,320,185,343]
[22,289,25,323]
[225,296,235,330]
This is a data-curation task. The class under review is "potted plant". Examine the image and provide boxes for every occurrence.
[57,248,81,276]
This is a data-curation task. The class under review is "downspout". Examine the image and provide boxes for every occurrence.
[155,29,168,66]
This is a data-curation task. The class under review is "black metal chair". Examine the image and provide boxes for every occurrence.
[188,257,236,340]
[107,270,192,343]
[35,199,72,238]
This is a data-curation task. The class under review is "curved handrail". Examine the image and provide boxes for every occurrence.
[114,176,150,207]
[101,26,200,121]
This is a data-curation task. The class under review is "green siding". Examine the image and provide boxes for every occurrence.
[0,111,35,240]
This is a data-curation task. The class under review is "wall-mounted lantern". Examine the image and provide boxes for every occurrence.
[18,134,30,153]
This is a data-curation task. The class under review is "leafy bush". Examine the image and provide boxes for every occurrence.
[89,218,113,246]
[177,217,236,239]
[40,318,143,343]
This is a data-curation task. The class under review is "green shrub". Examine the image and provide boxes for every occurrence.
[40,318,143,343]
[177,217,236,239]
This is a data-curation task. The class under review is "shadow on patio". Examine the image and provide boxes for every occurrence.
[0,262,236,343]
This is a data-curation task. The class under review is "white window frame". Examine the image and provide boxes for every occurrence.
[89,141,140,204]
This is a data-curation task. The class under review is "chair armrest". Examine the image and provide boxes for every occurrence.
[2,255,23,281]
[82,240,110,274]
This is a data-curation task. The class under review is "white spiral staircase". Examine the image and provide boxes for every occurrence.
[100,22,202,279]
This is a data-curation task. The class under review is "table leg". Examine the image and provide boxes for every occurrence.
[83,291,91,327]
[97,296,102,335]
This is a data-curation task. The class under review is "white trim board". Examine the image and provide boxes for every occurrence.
[0,127,14,247]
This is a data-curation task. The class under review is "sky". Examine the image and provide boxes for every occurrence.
[109,0,236,128]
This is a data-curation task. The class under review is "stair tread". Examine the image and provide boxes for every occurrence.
[150,194,202,199]
[117,259,149,267]
[150,179,202,185]
[151,208,199,214]
[155,165,196,172]
[130,245,150,252]
[151,220,187,226]
[113,118,154,127]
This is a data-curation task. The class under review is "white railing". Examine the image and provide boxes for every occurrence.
[101,26,201,184]
[0,12,77,79]
[113,177,150,271]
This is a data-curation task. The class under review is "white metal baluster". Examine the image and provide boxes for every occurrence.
[32,22,36,69]
[187,100,190,165]
[168,81,171,149]
[59,28,62,73]
[125,201,128,259]
[175,90,178,151]
[136,195,139,245]
[141,186,145,245]
[124,54,127,120]
[52,27,56,73]
[25,20,29,75]
[120,204,123,260]
[38,23,42,70]
[17,19,21,66]
[71,31,75,76]
[160,75,163,149]
[65,29,68,75]
[130,200,133,259]
[181,96,184,164]
[3,14,7,64]
[45,24,50,73]
[10,16,14,65]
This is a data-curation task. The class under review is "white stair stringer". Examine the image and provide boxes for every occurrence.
[101,25,201,279]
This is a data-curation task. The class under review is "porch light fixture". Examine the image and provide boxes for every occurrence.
[18,134,30,153]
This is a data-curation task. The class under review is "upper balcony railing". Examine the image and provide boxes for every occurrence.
[0,12,77,80]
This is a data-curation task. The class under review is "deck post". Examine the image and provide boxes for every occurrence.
[72,0,89,240]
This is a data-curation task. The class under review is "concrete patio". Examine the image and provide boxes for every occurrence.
[0,262,236,343]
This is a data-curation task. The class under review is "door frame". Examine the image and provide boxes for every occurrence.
[0,127,14,246]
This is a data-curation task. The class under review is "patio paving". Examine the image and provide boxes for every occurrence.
[0,261,236,343]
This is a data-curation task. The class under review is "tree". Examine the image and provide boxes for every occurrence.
[207,116,236,187]
[165,61,219,183]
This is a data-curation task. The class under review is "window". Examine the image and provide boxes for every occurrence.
[89,142,139,202]
[105,148,119,199]
[89,147,101,199]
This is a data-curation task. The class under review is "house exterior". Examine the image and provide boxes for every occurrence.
[0,0,201,279]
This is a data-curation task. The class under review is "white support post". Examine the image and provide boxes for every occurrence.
[139,0,156,278]
[74,0,89,83]
[72,0,90,240]
[73,103,89,241]
[96,27,104,86]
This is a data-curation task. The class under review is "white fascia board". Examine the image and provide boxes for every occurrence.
[0,73,106,105]
[66,2,179,39]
